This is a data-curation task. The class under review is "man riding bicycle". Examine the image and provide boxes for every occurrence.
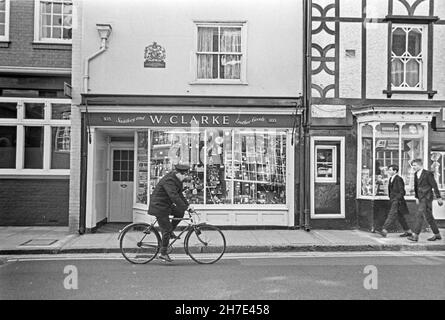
[148,163,194,262]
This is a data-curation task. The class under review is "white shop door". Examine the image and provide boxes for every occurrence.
[109,148,134,222]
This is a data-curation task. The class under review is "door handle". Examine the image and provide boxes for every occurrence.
[120,184,128,188]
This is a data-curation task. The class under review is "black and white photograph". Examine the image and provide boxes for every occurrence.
[1,0,445,307]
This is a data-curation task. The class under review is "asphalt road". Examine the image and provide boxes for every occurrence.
[1,252,445,300]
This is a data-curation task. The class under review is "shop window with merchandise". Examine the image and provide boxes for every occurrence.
[358,122,428,199]
[134,128,288,207]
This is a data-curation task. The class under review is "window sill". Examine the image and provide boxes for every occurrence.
[383,89,437,99]
[0,41,11,48]
[32,42,72,51]
[189,80,248,85]
[384,15,440,23]
[0,171,70,179]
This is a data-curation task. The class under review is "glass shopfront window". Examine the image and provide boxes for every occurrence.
[431,151,445,198]
[135,128,288,206]
[359,122,426,198]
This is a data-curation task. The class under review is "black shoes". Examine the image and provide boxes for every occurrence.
[407,235,419,242]
[427,235,442,241]
[399,232,413,237]
[158,253,173,262]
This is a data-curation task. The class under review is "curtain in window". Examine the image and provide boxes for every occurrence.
[221,28,241,79]
[197,28,215,78]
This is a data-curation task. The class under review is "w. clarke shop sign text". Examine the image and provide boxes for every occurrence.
[89,113,295,128]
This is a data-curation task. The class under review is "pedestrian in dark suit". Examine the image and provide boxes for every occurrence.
[408,158,443,242]
[148,164,194,262]
[377,165,412,237]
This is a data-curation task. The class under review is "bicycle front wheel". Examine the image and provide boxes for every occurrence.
[120,223,161,264]
[185,224,226,264]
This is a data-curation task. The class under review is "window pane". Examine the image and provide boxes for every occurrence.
[0,102,17,118]
[220,28,241,52]
[0,12,5,24]
[0,126,16,168]
[42,14,52,26]
[53,27,61,39]
[136,131,148,204]
[51,104,71,119]
[401,124,425,196]
[53,14,62,26]
[0,24,4,36]
[197,27,218,52]
[392,27,406,56]
[51,127,70,169]
[150,130,204,204]
[391,58,404,87]
[220,55,241,79]
[0,0,5,11]
[406,59,420,87]
[361,125,374,196]
[24,126,44,169]
[205,129,232,204]
[408,28,422,56]
[375,124,400,196]
[42,26,51,38]
[53,3,62,14]
[24,103,44,119]
[41,2,52,14]
[197,54,218,79]
[233,129,287,204]
[431,152,445,194]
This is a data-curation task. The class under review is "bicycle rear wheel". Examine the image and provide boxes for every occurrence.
[185,224,226,264]
[120,223,161,264]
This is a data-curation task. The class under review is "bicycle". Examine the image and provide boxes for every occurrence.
[118,210,226,264]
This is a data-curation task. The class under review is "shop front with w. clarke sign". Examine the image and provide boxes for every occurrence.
[80,102,300,231]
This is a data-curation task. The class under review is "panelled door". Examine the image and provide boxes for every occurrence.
[109,148,134,222]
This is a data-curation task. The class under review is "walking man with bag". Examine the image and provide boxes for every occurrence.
[377,165,413,238]
[408,158,443,242]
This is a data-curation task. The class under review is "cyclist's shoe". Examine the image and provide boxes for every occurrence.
[158,253,173,263]
[169,232,180,240]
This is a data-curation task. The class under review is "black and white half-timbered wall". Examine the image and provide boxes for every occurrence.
[307,0,445,230]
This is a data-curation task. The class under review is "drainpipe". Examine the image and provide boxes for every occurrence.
[303,0,312,231]
[83,24,112,94]
[79,24,112,234]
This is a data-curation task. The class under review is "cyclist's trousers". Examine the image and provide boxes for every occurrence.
[156,210,184,254]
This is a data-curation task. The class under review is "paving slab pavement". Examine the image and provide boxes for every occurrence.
[1,226,445,255]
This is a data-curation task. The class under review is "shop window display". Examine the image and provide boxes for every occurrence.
[136,131,148,205]
[135,128,288,207]
[359,122,426,198]
[430,151,445,198]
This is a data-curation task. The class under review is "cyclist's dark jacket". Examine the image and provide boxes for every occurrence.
[148,171,189,217]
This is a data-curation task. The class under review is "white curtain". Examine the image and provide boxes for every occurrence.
[198,27,241,79]
[221,28,241,79]
[197,27,216,79]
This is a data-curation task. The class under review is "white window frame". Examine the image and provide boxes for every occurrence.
[191,21,248,85]
[0,97,71,176]
[310,137,345,219]
[357,120,429,200]
[0,0,10,41]
[33,0,72,44]
[390,24,428,91]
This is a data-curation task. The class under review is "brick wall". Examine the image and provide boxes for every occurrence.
[0,179,69,226]
[0,0,71,68]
